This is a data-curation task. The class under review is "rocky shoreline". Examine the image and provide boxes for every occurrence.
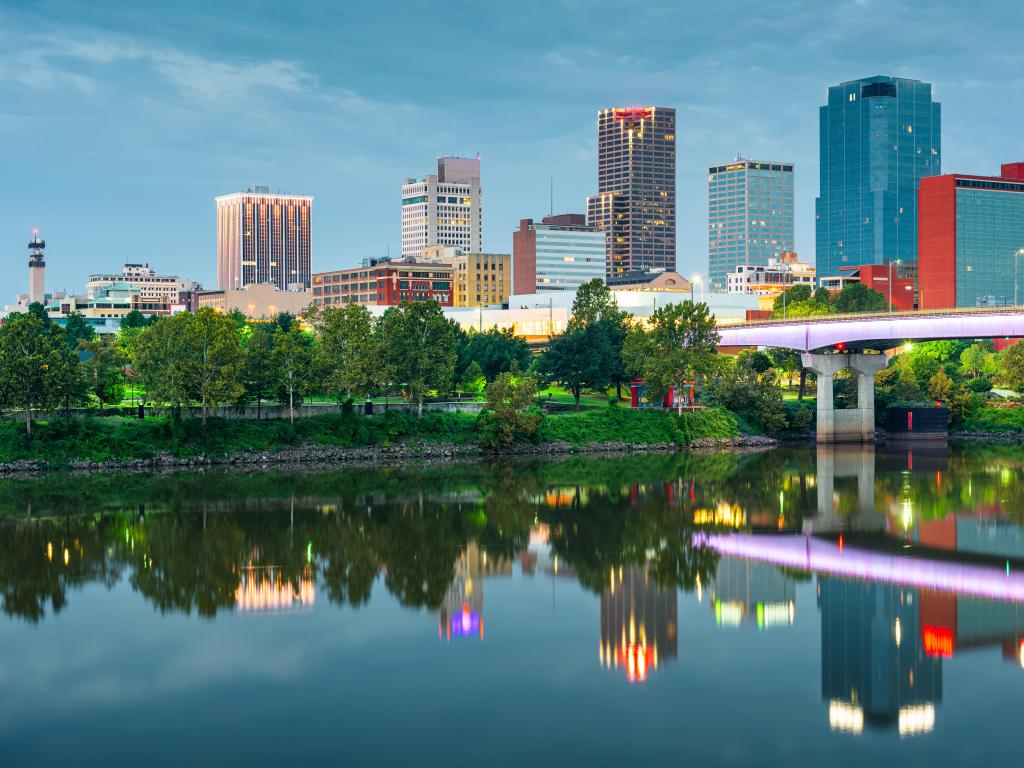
[0,434,779,474]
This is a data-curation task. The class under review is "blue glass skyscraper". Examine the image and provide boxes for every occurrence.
[815,76,941,279]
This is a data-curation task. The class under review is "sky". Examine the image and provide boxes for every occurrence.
[1,0,1022,300]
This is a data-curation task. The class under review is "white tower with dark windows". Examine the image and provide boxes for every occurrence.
[28,229,45,304]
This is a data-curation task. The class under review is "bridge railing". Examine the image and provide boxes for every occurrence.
[719,304,1024,329]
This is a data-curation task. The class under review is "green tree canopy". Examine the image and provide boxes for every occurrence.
[479,369,542,448]
[378,301,458,418]
[317,304,383,401]
[539,325,611,410]
[569,279,623,329]
[80,337,128,411]
[0,313,79,436]
[622,301,720,413]
[271,325,315,423]
[463,327,531,382]
[835,282,887,314]
[63,312,96,348]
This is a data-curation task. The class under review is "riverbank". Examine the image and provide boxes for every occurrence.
[0,407,777,473]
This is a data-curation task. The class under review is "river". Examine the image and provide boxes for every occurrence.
[1,445,1022,766]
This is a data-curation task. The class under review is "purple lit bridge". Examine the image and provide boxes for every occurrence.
[695,533,1024,604]
[716,309,1024,443]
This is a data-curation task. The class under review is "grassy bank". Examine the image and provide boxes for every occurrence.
[959,407,1024,434]
[0,406,744,466]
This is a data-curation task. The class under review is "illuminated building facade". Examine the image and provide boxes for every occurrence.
[816,76,941,279]
[438,541,513,641]
[196,284,313,319]
[726,252,814,296]
[451,252,511,307]
[587,107,676,277]
[709,158,795,292]
[710,556,796,629]
[402,156,482,259]
[599,565,677,682]
[512,215,606,293]
[216,186,313,291]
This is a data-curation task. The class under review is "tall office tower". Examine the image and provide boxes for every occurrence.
[587,107,676,278]
[216,186,313,291]
[28,229,45,304]
[708,158,795,292]
[401,156,482,259]
[816,76,941,279]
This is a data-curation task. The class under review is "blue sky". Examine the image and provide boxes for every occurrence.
[1,0,1022,298]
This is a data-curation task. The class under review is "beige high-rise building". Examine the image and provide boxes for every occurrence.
[401,156,482,259]
[451,252,510,308]
[216,186,313,291]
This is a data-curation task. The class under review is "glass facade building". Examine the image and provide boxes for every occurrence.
[512,215,607,293]
[816,76,941,279]
[918,164,1024,309]
[708,158,795,292]
[587,107,676,277]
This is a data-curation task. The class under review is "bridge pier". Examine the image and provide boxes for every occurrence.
[801,352,887,443]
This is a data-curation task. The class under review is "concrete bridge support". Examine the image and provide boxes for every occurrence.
[801,352,888,443]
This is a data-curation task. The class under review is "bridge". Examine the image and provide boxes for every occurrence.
[716,308,1024,443]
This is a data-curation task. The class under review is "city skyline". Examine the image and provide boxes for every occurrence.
[2,1,1023,297]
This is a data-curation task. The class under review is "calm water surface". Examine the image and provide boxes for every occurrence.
[1,445,1023,766]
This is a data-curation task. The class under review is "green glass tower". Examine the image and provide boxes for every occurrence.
[815,76,941,279]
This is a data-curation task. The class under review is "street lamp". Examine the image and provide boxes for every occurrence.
[690,275,702,303]
[1015,249,1024,307]
[888,259,903,312]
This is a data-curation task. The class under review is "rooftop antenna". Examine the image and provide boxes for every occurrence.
[549,177,554,217]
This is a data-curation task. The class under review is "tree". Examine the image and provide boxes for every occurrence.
[539,325,610,410]
[927,369,954,403]
[192,309,245,425]
[479,370,542,448]
[569,279,621,329]
[0,314,75,436]
[835,282,887,314]
[275,312,295,332]
[462,361,486,396]
[317,304,382,402]
[241,323,277,418]
[271,326,314,424]
[132,310,243,422]
[621,302,720,414]
[120,310,150,329]
[568,280,630,399]
[378,302,458,418]
[463,327,531,382]
[80,337,128,412]
[768,347,807,399]
[999,342,1024,393]
[772,285,813,317]
[960,342,996,379]
[63,312,96,348]
[26,302,51,326]
[710,354,788,434]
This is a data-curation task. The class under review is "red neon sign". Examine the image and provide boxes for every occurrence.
[923,625,954,657]
[614,108,653,122]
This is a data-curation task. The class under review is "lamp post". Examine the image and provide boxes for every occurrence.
[888,259,902,312]
[690,275,702,303]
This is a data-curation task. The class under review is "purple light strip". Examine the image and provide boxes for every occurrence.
[694,534,1024,603]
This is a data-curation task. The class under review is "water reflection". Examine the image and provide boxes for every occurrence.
[3,445,1024,753]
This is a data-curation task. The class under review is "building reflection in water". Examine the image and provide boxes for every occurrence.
[599,566,677,682]
[438,541,513,642]
[235,566,316,614]
[710,556,796,629]
[819,578,941,737]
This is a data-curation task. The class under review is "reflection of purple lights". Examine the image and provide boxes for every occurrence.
[694,534,1024,603]
[451,608,481,638]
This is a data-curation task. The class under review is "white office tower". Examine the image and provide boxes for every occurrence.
[401,156,482,259]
